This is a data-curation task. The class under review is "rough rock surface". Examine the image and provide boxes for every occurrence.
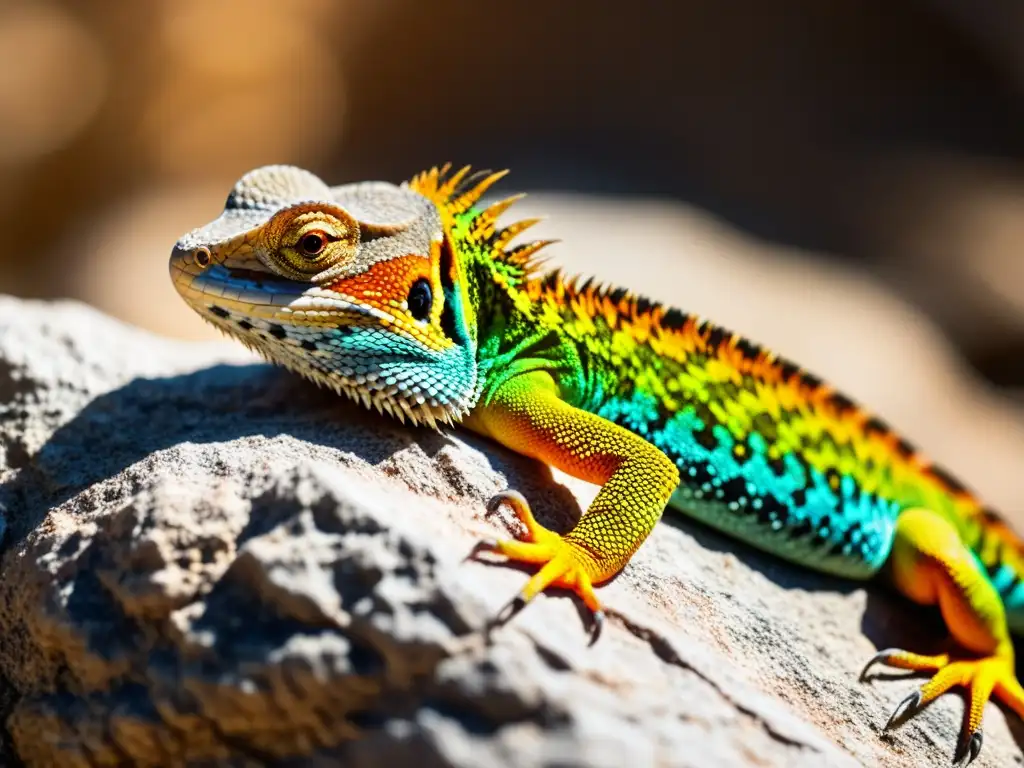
[1,295,1023,767]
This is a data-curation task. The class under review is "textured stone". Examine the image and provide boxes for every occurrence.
[0,295,1021,767]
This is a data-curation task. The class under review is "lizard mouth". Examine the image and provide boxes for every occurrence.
[169,249,475,429]
[170,252,377,323]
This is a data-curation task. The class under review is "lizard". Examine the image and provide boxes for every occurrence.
[170,163,1024,765]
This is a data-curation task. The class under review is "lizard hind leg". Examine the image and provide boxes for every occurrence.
[860,506,1024,764]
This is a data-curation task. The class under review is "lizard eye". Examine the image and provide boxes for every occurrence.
[299,232,328,257]
[193,246,211,267]
[408,278,432,321]
[264,203,360,280]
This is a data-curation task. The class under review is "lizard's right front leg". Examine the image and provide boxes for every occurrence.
[466,370,679,639]
[861,507,1024,764]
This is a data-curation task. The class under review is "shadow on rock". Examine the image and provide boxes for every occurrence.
[2,362,583,553]
[3,364,423,537]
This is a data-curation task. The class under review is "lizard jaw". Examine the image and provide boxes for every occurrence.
[212,313,462,430]
[170,254,475,430]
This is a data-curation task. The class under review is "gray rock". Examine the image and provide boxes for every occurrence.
[0,295,1020,767]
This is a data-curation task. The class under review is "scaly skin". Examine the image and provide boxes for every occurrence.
[171,164,1024,764]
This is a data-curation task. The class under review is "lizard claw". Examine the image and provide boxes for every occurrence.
[954,730,983,767]
[884,690,922,731]
[465,538,498,561]
[589,609,605,646]
[487,594,526,628]
[860,648,904,682]
[486,489,529,517]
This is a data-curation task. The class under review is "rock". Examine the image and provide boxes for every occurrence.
[0,295,1020,767]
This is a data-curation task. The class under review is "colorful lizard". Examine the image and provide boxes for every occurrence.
[170,164,1024,765]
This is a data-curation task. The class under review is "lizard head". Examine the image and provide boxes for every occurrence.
[169,165,479,427]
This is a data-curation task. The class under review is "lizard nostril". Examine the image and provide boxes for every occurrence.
[193,246,212,267]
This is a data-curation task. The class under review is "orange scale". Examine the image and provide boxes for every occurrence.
[328,255,433,314]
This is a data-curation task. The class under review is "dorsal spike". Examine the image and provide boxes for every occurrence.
[506,239,557,267]
[407,165,446,198]
[522,254,551,277]
[407,164,548,281]
[450,169,510,215]
[493,216,543,250]
[482,193,527,224]
[438,165,472,199]
[456,168,496,194]
[470,193,527,240]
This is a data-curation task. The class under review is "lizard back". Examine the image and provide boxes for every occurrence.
[505,270,1024,589]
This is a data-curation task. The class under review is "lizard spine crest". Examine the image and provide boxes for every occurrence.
[407,163,556,285]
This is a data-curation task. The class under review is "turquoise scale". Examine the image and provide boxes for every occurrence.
[596,391,899,580]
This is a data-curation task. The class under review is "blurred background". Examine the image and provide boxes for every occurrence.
[2,0,1024,506]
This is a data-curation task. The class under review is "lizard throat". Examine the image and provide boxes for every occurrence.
[173,264,476,430]
[204,307,470,430]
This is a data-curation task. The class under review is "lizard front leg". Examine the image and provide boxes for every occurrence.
[466,370,679,638]
[862,507,1024,764]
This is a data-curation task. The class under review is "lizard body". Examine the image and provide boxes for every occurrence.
[171,164,1024,764]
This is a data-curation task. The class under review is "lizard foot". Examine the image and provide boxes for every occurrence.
[471,490,605,643]
[861,647,1024,765]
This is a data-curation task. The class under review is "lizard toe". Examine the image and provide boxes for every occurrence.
[486,489,563,547]
[474,491,608,637]
[863,647,1021,764]
[486,536,605,614]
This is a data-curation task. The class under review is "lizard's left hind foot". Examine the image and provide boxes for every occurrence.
[472,490,605,642]
[864,507,1024,765]
[861,648,1024,765]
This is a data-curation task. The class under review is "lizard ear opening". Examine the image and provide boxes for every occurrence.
[407,278,433,322]
[437,235,474,348]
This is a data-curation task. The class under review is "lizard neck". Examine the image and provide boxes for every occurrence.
[455,234,557,406]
